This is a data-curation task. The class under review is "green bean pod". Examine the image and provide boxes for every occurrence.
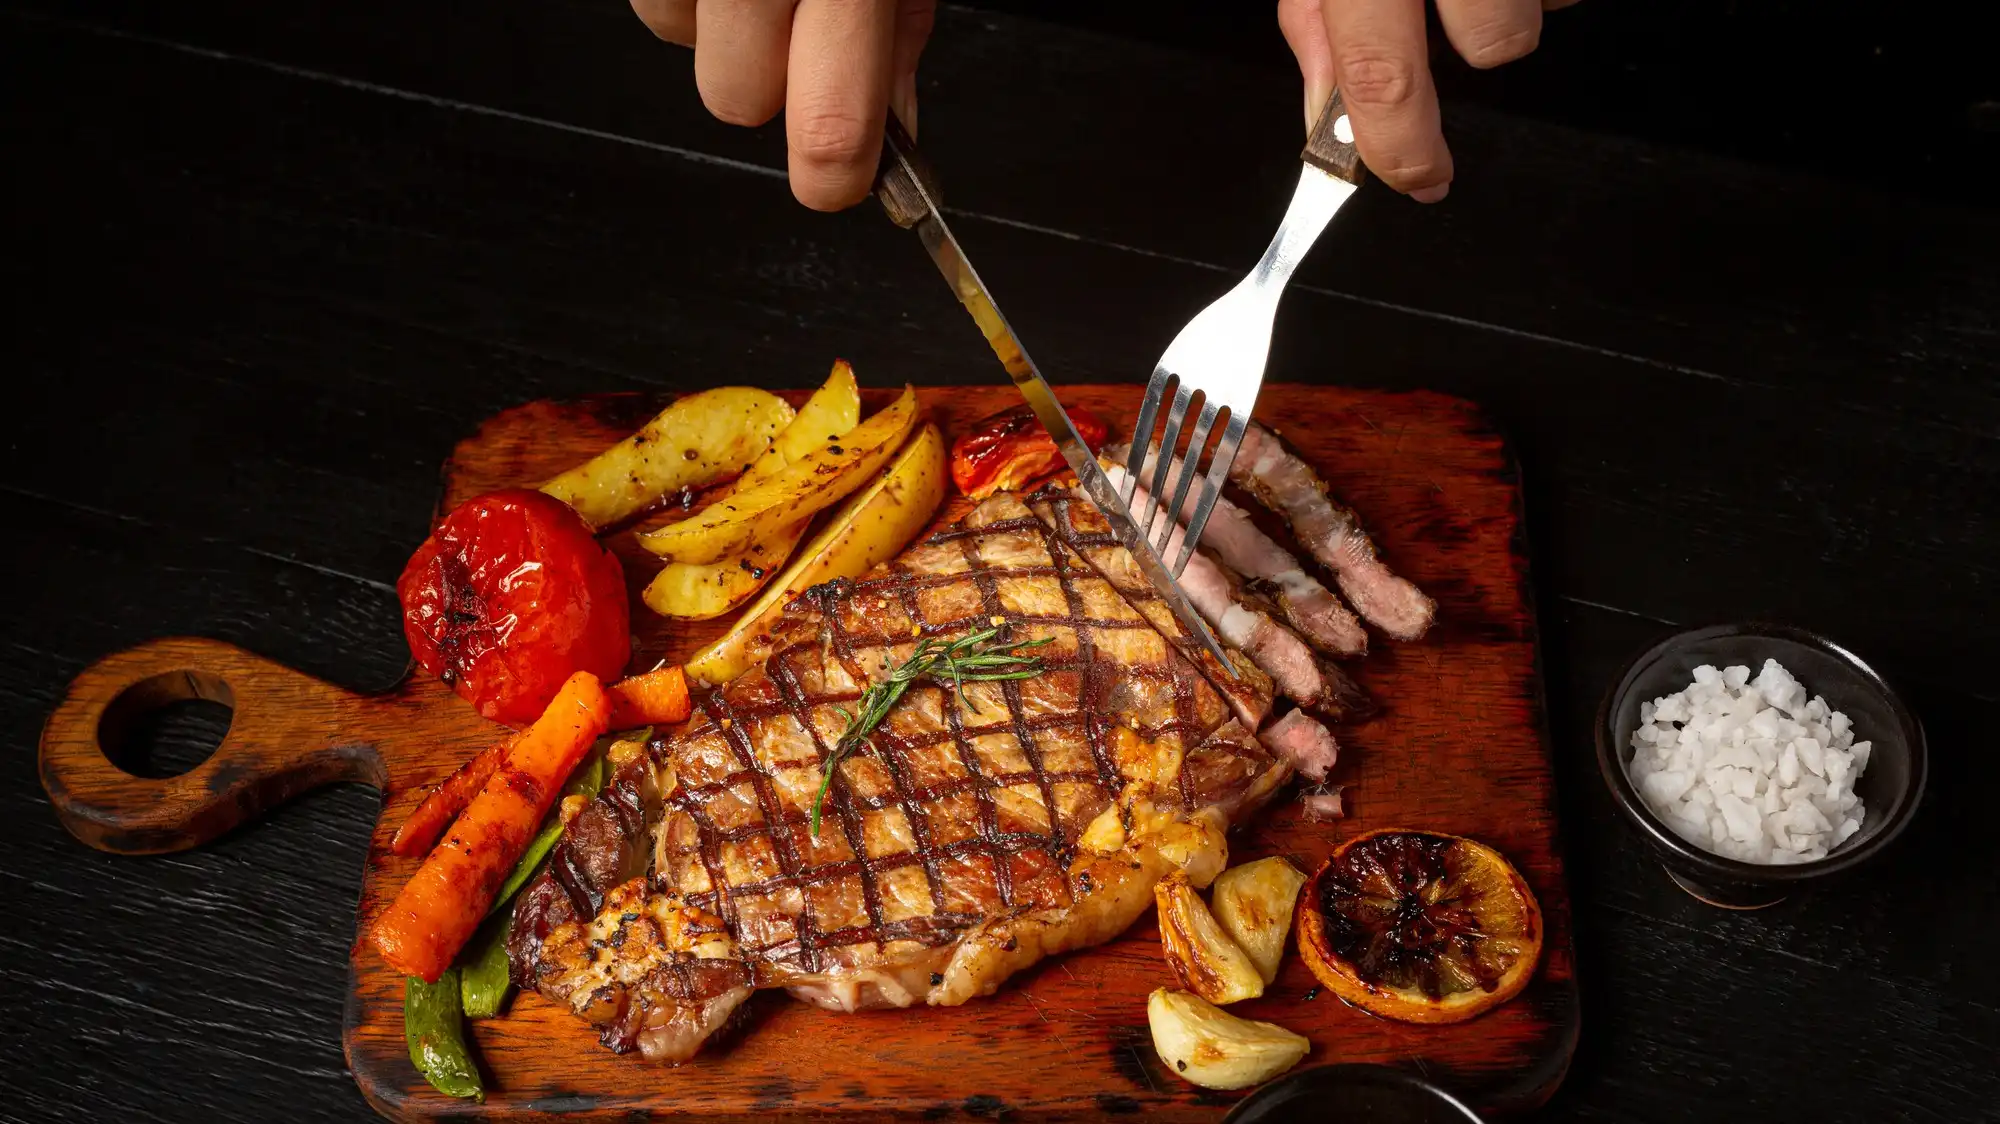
[458,914,513,1019]
[404,970,483,1101]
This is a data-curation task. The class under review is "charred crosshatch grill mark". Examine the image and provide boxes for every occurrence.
[721,671,831,973]
[675,692,746,932]
[644,517,1225,943]
[1029,513,1122,795]
[959,529,1068,864]
[881,562,985,916]
[649,712,1162,798]
[802,579,902,952]
[513,490,1278,1065]
[1035,488,1215,809]
[935,656,1019,901]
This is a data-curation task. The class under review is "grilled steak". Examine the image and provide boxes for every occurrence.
[1110,444,1368,658]
[509,493,1286,1061]
[1044,475,1372,724]
[1260,709,1342,784]
[1232,422,1435,642]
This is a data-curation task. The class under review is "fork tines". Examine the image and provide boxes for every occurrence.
[1118,369,1249,579]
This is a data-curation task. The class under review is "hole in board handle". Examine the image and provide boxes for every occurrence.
[97,670,236,779]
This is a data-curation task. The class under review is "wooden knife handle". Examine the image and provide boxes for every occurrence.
[1301,88,1366,185]
[874,112,941,229]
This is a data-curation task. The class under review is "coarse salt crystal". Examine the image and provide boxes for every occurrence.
[1796,737,1825,778]
[1626,656,1868,865]
[1777,743,1800,786]
[1731,769,1759,801]
[1642,770,1692,804]
[1716,792,1761,843]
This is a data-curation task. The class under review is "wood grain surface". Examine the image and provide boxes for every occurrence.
[8,3,1997,1123]
[39,385,1574,1119]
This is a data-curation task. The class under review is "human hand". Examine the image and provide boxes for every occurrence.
[1278,0,1579,202]
[630,0,937,211]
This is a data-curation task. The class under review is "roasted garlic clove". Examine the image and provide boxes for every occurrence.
[1210,856,1310,984]
[1156,870,1265,1005]
[1155,807,1229,889]
[1147,988,1310,1090]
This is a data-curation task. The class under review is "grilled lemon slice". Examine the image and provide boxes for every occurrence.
[1296,829,1542,1025]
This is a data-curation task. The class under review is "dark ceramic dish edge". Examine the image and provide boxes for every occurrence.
[1223,1062,1486,1123]
[1594,622,1927,885]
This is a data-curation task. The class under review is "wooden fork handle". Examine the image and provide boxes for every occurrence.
[1301,88,1366,185]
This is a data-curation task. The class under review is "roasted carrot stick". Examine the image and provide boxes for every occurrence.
[607,664,693,729]
[389,737,515,858]
[371,671,612,983]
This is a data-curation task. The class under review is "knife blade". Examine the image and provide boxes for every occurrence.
[872,118,1236,672]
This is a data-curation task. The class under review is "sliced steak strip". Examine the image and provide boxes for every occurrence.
[1259,709,1341,783]
[1230,422,1435,641]
[1110,444,1367,657]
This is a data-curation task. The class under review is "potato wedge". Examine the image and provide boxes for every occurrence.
[643,526,798,620]
[643,362,864,619]
[684,423,947,687]
[1210,857,1308,985]
[638,387,919,564]
[1148,988,1309,1091]
[541,387,794,529]
[739,360,861,491]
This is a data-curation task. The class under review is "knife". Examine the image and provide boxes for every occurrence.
[872,117,1236,672]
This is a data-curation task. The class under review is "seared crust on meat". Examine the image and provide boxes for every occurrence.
[511,493,1285,1061]
[529,877,754,1061]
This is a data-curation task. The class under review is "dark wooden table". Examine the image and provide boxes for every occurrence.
[6,2,1997,1121]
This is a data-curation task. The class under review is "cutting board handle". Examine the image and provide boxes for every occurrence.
[39,637,482,855]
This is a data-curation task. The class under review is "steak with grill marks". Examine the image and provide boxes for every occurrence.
[508,492,1286,1062]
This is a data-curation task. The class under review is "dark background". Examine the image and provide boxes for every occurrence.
[3,1,1996,1121]
[971,0,2000,209]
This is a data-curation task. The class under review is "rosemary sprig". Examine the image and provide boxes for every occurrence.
[809,626,1051,836]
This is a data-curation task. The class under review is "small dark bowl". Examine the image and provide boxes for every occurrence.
[1596,622,1926,908]
[1224,1063,1484,1124]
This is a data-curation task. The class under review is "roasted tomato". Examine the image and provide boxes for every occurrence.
[949,402,1108,499]
[398,489,630,724]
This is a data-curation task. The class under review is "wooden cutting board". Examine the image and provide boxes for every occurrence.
[40,384,1576,1121]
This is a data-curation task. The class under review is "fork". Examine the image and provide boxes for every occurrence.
[1119,91,1366,573]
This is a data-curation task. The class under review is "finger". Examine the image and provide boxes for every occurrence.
[1436,0,1542,69]
[889,0,936,136]
[1277,0,1338,134]
[786,0,898,210]
[630,0,695,45]
[1320,0,1452,201]
[695,0,797,126]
